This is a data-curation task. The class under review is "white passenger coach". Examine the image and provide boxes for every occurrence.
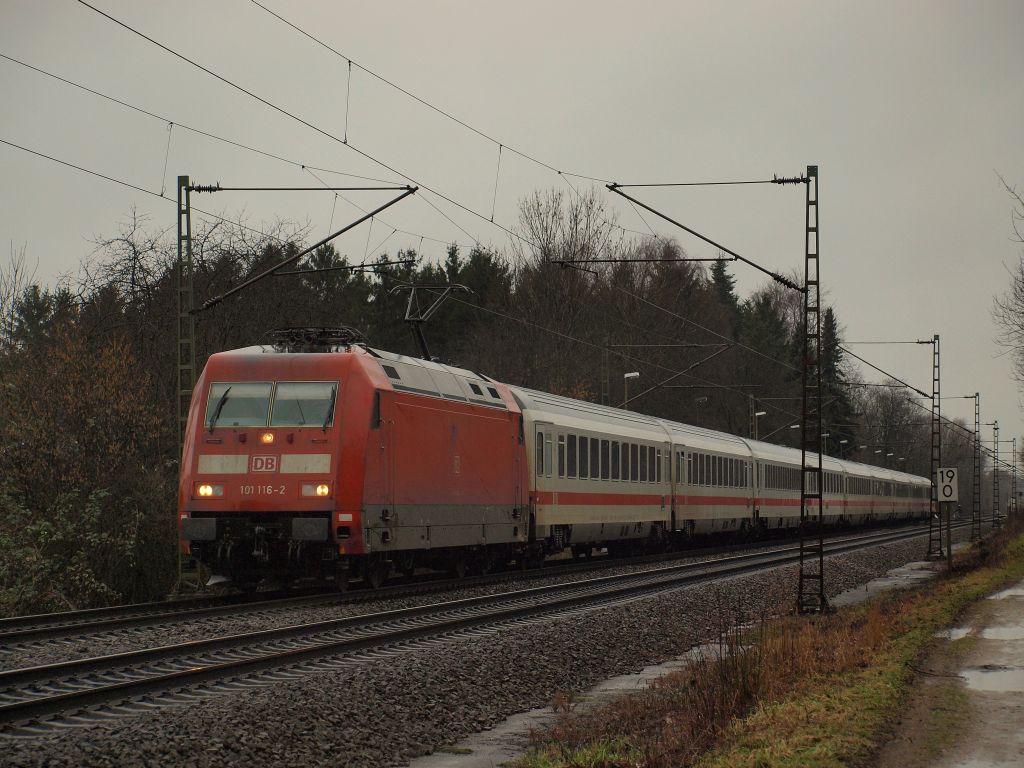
[511,386,930,552]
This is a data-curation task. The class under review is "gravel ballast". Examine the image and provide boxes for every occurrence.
[1,531,965,768]
[0,530,891,671]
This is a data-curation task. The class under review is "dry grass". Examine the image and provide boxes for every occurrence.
[518,519,1024,768]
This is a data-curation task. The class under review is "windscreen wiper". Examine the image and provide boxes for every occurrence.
[208,386,232,432]
[323,384,337,431]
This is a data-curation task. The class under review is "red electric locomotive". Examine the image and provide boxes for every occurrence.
[178,328,526,589]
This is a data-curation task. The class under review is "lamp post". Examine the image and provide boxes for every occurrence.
[623,371,640,411]
[753,410,767,440]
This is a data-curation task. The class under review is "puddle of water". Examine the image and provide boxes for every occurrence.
[979,626,1024,641]
[988,585,1024,600]
[936,628,972,640]
[960,665,1024,693]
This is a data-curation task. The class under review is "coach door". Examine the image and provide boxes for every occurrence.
[531,422,555,538]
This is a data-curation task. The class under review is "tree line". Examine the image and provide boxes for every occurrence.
[0,188,983,613]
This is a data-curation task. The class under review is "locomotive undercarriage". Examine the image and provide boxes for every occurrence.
[185,512,337,588]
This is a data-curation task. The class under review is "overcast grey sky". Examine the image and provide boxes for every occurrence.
[3,0,1023,451]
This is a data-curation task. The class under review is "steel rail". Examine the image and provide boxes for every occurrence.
[0,524,960,729]
[0,522,932,645]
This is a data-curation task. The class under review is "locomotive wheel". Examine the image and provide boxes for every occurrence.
[235,578,260,595]
[365,557,390,590]
[450,554,467,579]
[396,551,416,578]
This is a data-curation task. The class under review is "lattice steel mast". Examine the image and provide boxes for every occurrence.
[926,335,943,558]
[797,165,827,614]
[176,176,196,449]
[993,421,1001,529]
[972,392,982,541]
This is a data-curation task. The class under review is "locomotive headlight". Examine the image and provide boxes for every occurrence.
[260,432,275,445]
[316,484,330,497]
[195,483,224,498]
[302,483,331,497]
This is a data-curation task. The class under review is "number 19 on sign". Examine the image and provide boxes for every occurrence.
[937,467,959,503]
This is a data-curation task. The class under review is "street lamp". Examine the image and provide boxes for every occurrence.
[753,410,767,440]
[623,371,640,410]
[839,438,849,458]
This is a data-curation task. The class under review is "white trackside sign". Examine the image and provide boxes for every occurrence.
[937,467,959,502]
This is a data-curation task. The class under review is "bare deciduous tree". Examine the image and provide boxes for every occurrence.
[0,243,35,349]
[992,175,1024,385]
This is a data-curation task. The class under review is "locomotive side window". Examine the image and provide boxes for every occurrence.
[271,381,338,427]
[206,382,272,428]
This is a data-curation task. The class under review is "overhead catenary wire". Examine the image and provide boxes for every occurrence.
[245,0,602,184]
[159,121,173,197]
[0,51,400,187]
[74,0,545,252]
[607,184,803,292]
[0,136,321,260]
[838,345,930,399]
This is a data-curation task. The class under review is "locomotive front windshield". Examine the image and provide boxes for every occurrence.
[206,382,272,428]
[205,381,337,429]
[270,381,336,427]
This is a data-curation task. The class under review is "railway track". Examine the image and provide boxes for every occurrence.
[0,521,934,646]
[0,524,955,735]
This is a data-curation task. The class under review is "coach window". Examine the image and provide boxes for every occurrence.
[657,449,663,483]
[567,435,577,478]
[629,443,638,481]
[207,382,273,428]
[557,435,566,478]
[648,447,656,482]
[536,431,544,476]
[544,434,553,478]
[600,440,610,480]
[590,437,600,479]
[579,436,589,480]
[639,444,648,482]
[611,442,620,480]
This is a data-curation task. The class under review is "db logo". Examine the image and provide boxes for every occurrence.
[251,455,279,473]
